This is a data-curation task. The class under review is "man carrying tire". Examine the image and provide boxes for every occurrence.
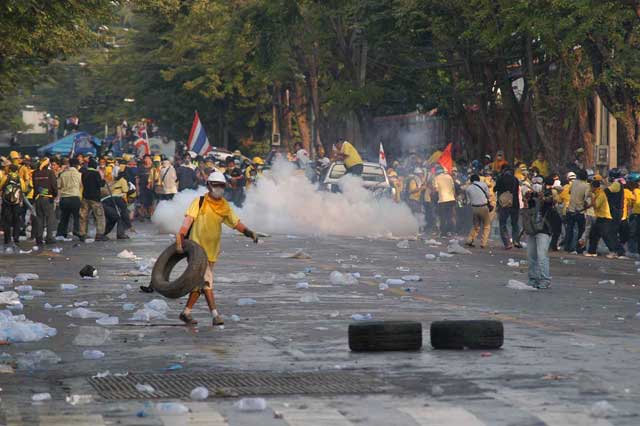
[175,170,259,326]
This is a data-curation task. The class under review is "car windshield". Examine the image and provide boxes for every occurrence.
[329,164,386,183]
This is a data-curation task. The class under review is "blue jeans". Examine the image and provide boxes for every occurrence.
[527,233,551,288]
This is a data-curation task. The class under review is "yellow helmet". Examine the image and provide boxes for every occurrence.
[252,157,264,165]
[9,151,20,160]
[153,155,161,162]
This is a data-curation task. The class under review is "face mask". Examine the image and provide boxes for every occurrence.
[553,179,561,187]
[532,184,543,193]
[209,186,224,199]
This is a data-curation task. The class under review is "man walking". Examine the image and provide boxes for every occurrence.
[494,165,521,249]
[522,176,554,289]
[175,170,259,326]
[565,169,590,254]
[1,163,27,249]
[56,158,83,239]
[433,164,456,236]
[79,158,107,241]
[465,174,492,248]
[102,172,132,240]
[31,158,58,245]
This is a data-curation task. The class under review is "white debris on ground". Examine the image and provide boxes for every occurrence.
[396,240,410,249]
[598,280,615,285]
[155,402,189,415]
[32,393,52,402]
[386,278,406,286]
[73,326,111,346]
[506,279,537,291]
[0,277,14,285]
[16,349,61,369]
[117,249,139,260]
[424,239,442,246]
[190,386,209,400]
[237,298,257,306]
[507,258,520,267]
[439,252,454,258]
[589,400,618,418]
[425,254,437,260]
[379,283,389,290]
[234,397,267,412]
[329,271,358,285]
[0,291,20,305]
[402,275,422,282]
[0,310,57,343]
[60,284,78,291]
[351,313,373,321]
[258,273,276,285]
[300,293,320,303]
[135,384,155,393]
[295,282,309,289]
[122,303,136,311]
[66,307,108,319]
[15,285,32,293]
[14,273,39,282]
[96,316,119,326]
[447,240,472,255]
[281,249,311,259]
[287,272,306,280]
[82,350,105,360]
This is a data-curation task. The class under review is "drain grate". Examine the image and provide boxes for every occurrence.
[89,371,390,399]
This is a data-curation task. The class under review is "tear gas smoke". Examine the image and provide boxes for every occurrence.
[152,161,419,238]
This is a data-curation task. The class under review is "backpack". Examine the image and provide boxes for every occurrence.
[3,176,22,205]
[498,191,513,208]
[521,198,549,236]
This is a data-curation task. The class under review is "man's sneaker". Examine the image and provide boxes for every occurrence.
[536,282,551,289]
[584,253,597,257]
[212,315,225,326]
[179,312,198,325]
[570,251,578,255]
[617,255,629,260]
[95,234,110,242]
[464,242,475,248]
[605,253,617,259]
[513,243,523,249]
[117,235,130,240]
[504,244,513,250]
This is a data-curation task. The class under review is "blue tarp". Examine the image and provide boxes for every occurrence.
[37,132,102,156]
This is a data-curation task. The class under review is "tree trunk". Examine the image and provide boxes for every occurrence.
[292,81,312,152]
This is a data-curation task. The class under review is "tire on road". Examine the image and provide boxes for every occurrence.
[151,240,208,299]
[430,320,503,350]
[349,320,423,352]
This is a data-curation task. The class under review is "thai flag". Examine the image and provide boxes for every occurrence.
[187,111,211,156]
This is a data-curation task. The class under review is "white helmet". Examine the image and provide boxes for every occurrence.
[207,170,227,184]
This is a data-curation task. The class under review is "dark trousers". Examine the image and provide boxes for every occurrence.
[618,219,630,256]
[499,206,520,247]
[1,203,21,244]
[632,214,640,254]
[57,196,81,237]
[423,202,435,232]
[588,218,616,254]
[564,212,586,253]
[345,164,363,176]
[103,197,131,237]
[438,201,456,235]
[548,210,563,251]
[33,197,57,244]
[609,219,622,255]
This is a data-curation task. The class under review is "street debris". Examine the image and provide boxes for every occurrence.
[258,273,276,285]
[329,271,358,285]
[281,249,312,259]
[300,293,320,303]
[0,277,14,285]
[447,240,472,255]
[506,280,537,291]
[229,314,240,322]
[66,395,93,405]
[144,299,169,313]
[96,316,119,326]
[79,265,98,278]
[117,249,139,260]
[425,254,437,260]
[439,252,454,258]
[379,283,389,290]
[431,385,444,396]
[386,278,405,285]
[237,298,257,306]
[0,311,57,343]
[32,393,52,402]
[155,402,189,415]
[288,272,306,280]
[66,308,108,319]
[14,273,39,282]
[295,282,309,289]
[15,285,32,293]
[401,275,422,282]
[82,350,105,360]
[73,326,111,346]
[130,308,166,321]
[598,280,615,285]
[135,384,155,393]
[16,349,61,369]
[0,291,20,305]
[396,240,410,249]
[507,258,520,267]
[122,303,136,311]
[234,397,267,412]
[60,284,78,291]
[190,387,209,400]
[351,313,373,321]
[589,400,617,418]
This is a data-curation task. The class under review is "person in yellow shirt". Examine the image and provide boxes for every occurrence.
[530,151,550,178]
[387,169,402,203]
[405,168,424,214]
[175,170,258,326]
[1,162,29,247]
[491,150,509,174]
[619,180,636,256]
[335,139,363,175]
[585,178,615,256]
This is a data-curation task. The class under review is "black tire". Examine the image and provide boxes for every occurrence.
[430,320,503,350]
[150,240,208,299]
[349,321,422,352]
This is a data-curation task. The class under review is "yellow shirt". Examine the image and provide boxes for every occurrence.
[434,173,456,203]
[407,176,422,202]
[186,196,240,262]
[341,142,363,168]
[593,189,612,219]
[622,188,635,220]
[530,160,549,178]
[559,182,571,214]
[633,188,640,215]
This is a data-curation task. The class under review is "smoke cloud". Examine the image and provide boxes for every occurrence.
[152,161,419,238]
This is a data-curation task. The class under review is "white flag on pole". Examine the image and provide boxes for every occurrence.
[379,142,387,168]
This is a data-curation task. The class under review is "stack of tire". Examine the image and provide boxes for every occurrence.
[348,320,503,352]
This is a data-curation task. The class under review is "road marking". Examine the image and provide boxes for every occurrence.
[494,389,614,426]
[38,415,105,426]
[279,406,353,426]
[181,403,227,426]
[399,406,486,426]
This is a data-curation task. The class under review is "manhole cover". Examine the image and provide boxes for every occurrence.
[89,371,390,399]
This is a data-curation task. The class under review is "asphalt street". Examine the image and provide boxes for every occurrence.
[1,224,639,426]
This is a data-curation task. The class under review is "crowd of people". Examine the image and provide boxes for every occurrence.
[0,148,266,250]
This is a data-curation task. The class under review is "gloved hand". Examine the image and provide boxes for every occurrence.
[243,228,259,244]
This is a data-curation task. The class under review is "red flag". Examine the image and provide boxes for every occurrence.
[437,143,453,173]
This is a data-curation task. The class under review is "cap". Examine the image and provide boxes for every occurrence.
[9,151,20,160]
[207,170,227,184]
[153,155,161,162]
[567,172,576,181]
[575,148,585,154]
[252,157,264,165]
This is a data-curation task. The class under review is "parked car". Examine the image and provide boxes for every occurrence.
[321,161,394,198]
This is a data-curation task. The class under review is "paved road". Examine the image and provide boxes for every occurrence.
[0,224,639,425]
